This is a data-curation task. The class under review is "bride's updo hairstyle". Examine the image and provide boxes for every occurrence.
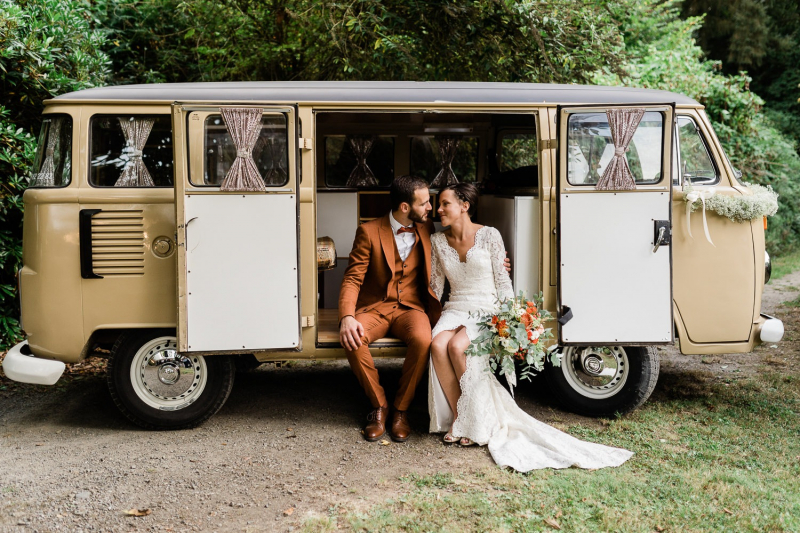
[442,182,478,219]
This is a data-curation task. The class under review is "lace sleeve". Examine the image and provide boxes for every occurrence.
[430,234,445,301]
[486,227,514,301]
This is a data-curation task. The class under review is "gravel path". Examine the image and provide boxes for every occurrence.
[2,272,798,532]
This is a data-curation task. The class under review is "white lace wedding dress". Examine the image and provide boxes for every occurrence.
[428,226,633,471]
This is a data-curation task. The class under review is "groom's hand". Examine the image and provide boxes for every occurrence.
[340,316,365,351]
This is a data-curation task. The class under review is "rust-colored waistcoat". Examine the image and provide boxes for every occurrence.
[372,234,426,315]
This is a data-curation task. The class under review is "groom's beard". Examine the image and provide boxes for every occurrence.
[408,210,428,224]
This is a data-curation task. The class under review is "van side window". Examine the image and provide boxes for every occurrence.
[410,136,478,184]
[30,114,72,188]
[89,115,173,187]
[567,111,664,185]
[677,116,718,185]
[324,135,395,188]
[496,131,538,188]
[201,114,288,187]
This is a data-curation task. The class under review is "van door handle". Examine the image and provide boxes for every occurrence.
[79,209,103,279]
[653,220,671,253]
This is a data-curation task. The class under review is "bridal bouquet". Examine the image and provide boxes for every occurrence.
[465,292,560,390]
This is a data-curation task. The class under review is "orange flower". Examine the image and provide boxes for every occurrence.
[527,329,533,340]
[532,337,539,344]
[521,313,533,326]
[497,320,509,337]
[491,315,499,325]
[527,306,538,315]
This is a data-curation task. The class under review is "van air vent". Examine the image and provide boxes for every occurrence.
[91,210,145,276]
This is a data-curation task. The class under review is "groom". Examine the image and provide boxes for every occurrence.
[338,175,441,443]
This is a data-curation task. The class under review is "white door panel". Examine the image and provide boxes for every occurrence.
[560,192,671,343]
[185,194,299,351]
[558,104,674,345]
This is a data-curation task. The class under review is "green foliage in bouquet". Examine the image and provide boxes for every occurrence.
[465,292,560,387]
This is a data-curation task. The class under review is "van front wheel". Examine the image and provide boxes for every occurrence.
[545,346,659,417]
[107,330,235,429]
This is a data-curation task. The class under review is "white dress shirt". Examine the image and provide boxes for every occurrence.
[389,212,416,261]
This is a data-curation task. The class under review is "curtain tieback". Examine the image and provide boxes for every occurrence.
[614,146,627,157]
[685,188,716,246]
[236,150,250,158]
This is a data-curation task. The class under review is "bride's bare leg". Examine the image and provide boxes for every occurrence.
[447,328,471,382]
[431,329,461,419]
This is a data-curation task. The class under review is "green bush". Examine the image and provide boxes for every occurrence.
[0,0,109,349]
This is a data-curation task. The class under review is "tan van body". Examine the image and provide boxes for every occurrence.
[6,82,780,427]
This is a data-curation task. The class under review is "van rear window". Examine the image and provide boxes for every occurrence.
[89,115,173,187]
[410,136,478,185]
[30,114,72,188]
[567,111,664,186]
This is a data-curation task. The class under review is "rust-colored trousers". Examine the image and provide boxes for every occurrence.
[345,307,432,411]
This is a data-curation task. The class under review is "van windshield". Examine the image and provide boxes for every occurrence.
[30,115,72,188]
[567,111,664,186]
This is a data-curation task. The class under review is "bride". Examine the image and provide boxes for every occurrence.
[428,183,633,471]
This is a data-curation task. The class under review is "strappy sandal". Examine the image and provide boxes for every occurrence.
[459,437,476,446]
[443,432,459,444]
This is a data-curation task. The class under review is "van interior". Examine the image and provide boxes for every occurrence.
[314,111,540,346]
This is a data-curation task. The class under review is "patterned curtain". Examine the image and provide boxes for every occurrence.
[115,117,156,187]
[255,134,288,186]
[220,107,266,192]
[595,108,646,191]
[429,136,460,188]
[32,118,62,187]
[345,135,378,187]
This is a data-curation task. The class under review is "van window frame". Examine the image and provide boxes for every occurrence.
[190,110,291,189]
[87,112,174,189]
[676,115,720,187]
[565,110,667,187]
[29,113,73,189]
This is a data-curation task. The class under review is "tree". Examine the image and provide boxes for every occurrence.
[93,0,628,85]
[0,0,109,348]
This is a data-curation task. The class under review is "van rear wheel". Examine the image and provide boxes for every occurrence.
[107,329,235,430]
[545,346,659,417]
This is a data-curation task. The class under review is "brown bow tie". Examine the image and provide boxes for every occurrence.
[396,227,415,235]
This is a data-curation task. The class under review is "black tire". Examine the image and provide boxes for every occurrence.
[107,329,235,430]
[545,345,659,417]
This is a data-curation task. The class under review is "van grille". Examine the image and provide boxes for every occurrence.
[91,210,145,276]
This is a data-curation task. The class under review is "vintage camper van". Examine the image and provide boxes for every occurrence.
[3,82,783,429]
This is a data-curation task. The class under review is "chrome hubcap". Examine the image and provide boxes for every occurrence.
[562,346,628,399]
[130,337,208,411]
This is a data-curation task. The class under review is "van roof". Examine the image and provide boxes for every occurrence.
[51,81,700,106]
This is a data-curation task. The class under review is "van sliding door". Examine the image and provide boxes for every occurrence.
[172,103,300,354]
[556,104,675,345]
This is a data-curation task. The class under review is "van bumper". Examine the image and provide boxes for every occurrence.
[758,314,784,343]
[2,341,65,385]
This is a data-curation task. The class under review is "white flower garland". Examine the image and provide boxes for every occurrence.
[683,183,778,223]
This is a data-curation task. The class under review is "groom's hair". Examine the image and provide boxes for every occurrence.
[390,175,429,211]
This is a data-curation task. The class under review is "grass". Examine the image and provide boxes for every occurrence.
[771,248,800,281]
[303,369,800,532]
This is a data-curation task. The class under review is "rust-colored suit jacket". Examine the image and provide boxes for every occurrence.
[338,214,442,326]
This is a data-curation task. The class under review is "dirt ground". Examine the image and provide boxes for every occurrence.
[1,272,798,533]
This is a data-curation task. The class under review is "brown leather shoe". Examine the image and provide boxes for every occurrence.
[364,406,388,441]
[390,410,411,442]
